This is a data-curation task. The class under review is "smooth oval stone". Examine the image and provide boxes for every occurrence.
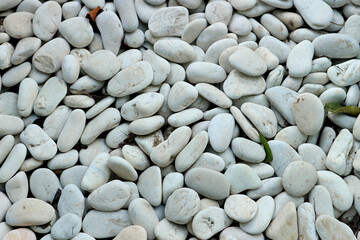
[265,86,298,125]
[175,130,207,172]
[51,213,82,240]
[6,198,55,226]
[3,228,36,240]
[162,172,184,204]
[223,70,266,99]
[248,162,274,180]
[224,164,262,194]
[181,18,207,44]
[0,143,26,184]
[82,50,120,81]
[294,0,333,29]
[316,215,356,240]
[107,61,153,97]
[62,55,80,84]
[205,1,233,25]
[96,11,123,55]
[327,59,360,87]
[287,40,314,77]
[0,192,11,222]
[33,37,70,73]
[229,13,252,36]
[192,207,232,239]
[3,12,33,39]
[60,165,88,190]
[268,140,302,177]
[247,176,283,199]
[313,33,359,58]
[150,126,191,167]
[121,145,150,171]
[114,0,138,32]
[114,225,147,240]
[128,198,159,240]
[11,37,41,65]
[108,156,138,181]
[20,124,57,161]
[231,137,265,163]
[195,83,232,108]
[309,185,334,218]
[299,143,327,171]
[121,93,164,121]
[81,152,111,192]
[317,170,353,212]
[33,77,67,117]
[186,62,226,84]
[149,6,188,37]
[88,180,130,211]
[81,108,120,145]
[208,113,235,152]
[62,1,82,19]
[137,166,162,206]
[154,218,188,240]
[224,194,258,223]
[196,22,228,51]
[5,171,28,203]
[275,126,308,150]
[292,93,324,135]
[33,1,61,41]
[219,226,264,240]
[57,184,85,217]
[319,87,347,104]
[63,95,95,109]
[0,43,14,70]
[0,115,24,138]
[17,78,38,117]
[167,81,198,112]
[59,17,93,48]
[241,102,277,138]
[143,50,170,85]
[185,168,230,200]
[165,188,200,224]
[47,150,78,170]
[57,109,86,152]
[229,47,267,77]
[205,38,238,64]
[168,108,203,127]
[282,161,317,196]
[297,203,317,240]
[240,196,275,235]
[70,76,104,95]
[83,209,132,239]
[29,168,62,202]
[42,105,71,141]
[265,202,298,240]
[254,46,279,71]
[154,39,195,63]
[129,115,165,136]
[260,13,288,40]
[259,36,291,63]
[0,0,22,11]
[326,129,353,175]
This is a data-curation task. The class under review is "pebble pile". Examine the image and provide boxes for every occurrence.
[2,0,360,239]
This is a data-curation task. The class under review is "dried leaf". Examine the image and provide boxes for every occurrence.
[258,131,273,163]
[324,101,360,116]
[86,6,103,21]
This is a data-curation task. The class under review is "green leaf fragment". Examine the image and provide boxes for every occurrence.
[258,131,273,163]
[324,101,360,116]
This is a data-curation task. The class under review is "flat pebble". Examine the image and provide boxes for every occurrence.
[137,166,162,206]
[154,39,195,63]
[229,47,267,76]
[316,215,356,240]
[107,156,138,181]
[5,171,28,203]
[327,59,360,86]
[83,209,131,239]
[247,177,283,199]
[107,61,153,97]
[240,196,275,235]
[309,185,334,218]
[224,164,262,194]
[317,170,353,212]
[282,161,317,196]
[5,198,55,226]
[185,168,230,200]
[47,150,78,170]
[165,188,200,224]
[30,168,62,203]
[224,194,258,223]
[298,143,327,170]
[57,184,85,217]
[114,225,147,240]
[128,198,159,240]
[33,1,62,41]
[294,0,333,29]
[287,40,314,77]
[265,202,298,240]
[192,207,232,239]
[51,213,82,240]
[121,145,150,171]
[96,11,123,55]
[186,62,226,84]
[208,113,235,152]
[20,124,57,161]
[196,83,232,108]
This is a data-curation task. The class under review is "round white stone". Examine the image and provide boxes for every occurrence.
[224,194,258,223]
